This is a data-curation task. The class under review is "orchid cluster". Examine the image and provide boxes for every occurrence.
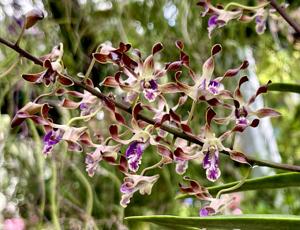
[11,39,280,214]
[9,6,281,217]
[197,0,275,38]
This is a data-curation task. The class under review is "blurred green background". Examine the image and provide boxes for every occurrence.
[1,0,300,229]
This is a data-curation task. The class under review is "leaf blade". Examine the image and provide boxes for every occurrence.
[125,215,300,230]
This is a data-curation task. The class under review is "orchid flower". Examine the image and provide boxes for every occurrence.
[200,194,243,216]
[100,42,182,103]
[109,115,158,173]
[22,44,73,87]
[174,43,248,106]
[197,108,250,182]
[85,144,120,177]
[120,174,159,207]
[197,0,270,38]
[214,76,281,132]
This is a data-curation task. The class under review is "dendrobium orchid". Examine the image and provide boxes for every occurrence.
[197,0,271,38]
[43,129,63,155]
[199,194,243,216]
[22,43,73,87]
[8,31,281,216]
[99,42,182,103]
[109,115,158,173]
[120,174,159,207]
[85,144,120,177]
[174,43,249,104]
[214,76,281,132]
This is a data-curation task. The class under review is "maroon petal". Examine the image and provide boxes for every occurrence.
[57,74,74,86]
[229,151,249,165]
[132,103,143,120]
[118,155,128,173]
[109,124,119,140]
[22,72,42,83]
[206,107,216,127]
[211,44,222,56]
[250,119,260,127]
[101,76,119,87]
[223,60,249,78]
[61,98,79,109]
[159,83,182,94]
[255,108,281,118]
[234,76,249,100]
[152,42,164,55]
[115,112,125,124]
[157,145,173,163]
[248,80,272,104]
[175,40,184,50]
[93,53,109,63]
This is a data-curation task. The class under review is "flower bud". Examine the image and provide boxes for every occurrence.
[25,9,44,29]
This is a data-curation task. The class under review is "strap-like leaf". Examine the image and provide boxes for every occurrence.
[176,172,300,199]
[268,83,300,94]
[125,215,300,230]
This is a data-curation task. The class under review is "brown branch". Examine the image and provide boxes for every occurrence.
[1,36,300,172]
[270,0,300,35]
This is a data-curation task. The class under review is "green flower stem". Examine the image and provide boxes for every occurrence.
[83,44,103,81]
[141,158,164,175]
[50,160,61,230]
[27,121,46,222]
[0,58,19,79]
[67,108,101,126]
[216,167,252,199]
[15,20,26,46]
[187,100,196,123]
[1,36,300,173]
[71,164,97,230]
[268,83,300,94]
[224,2,270,11]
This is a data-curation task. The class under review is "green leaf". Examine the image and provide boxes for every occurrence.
[269,83,300,94]
[125,215,300,230]
[176,172,300,199]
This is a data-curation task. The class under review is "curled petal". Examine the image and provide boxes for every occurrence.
[25,8,44,29]
[120,174,159,207]
[152,42,164,55]
[254,108,281,118]
[223,60,249,78]
[57,74,74,86]
[101,76,119,87]
[179,177,212,200]
[205,107,216,127]
[248,80,272,104]
[22,72,43,83]
[228,150,250,165]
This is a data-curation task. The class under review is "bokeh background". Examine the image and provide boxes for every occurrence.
[1,0,300,229]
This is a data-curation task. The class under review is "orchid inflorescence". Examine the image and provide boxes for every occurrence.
[197,0,277,38]
[11,39,280,214]
[8,5,281,217]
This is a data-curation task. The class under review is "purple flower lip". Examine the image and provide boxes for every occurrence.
[125,141,146,172]
[149,79,158,90]
[208,15,218,27]
[79,102,88,110]
[199,206,216,217]
[203,145,220,182]
[142,79,159,102]
[236,117,249,126]
[120,182,134,194]
[43,129,63,155]
[208,80,220,95]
